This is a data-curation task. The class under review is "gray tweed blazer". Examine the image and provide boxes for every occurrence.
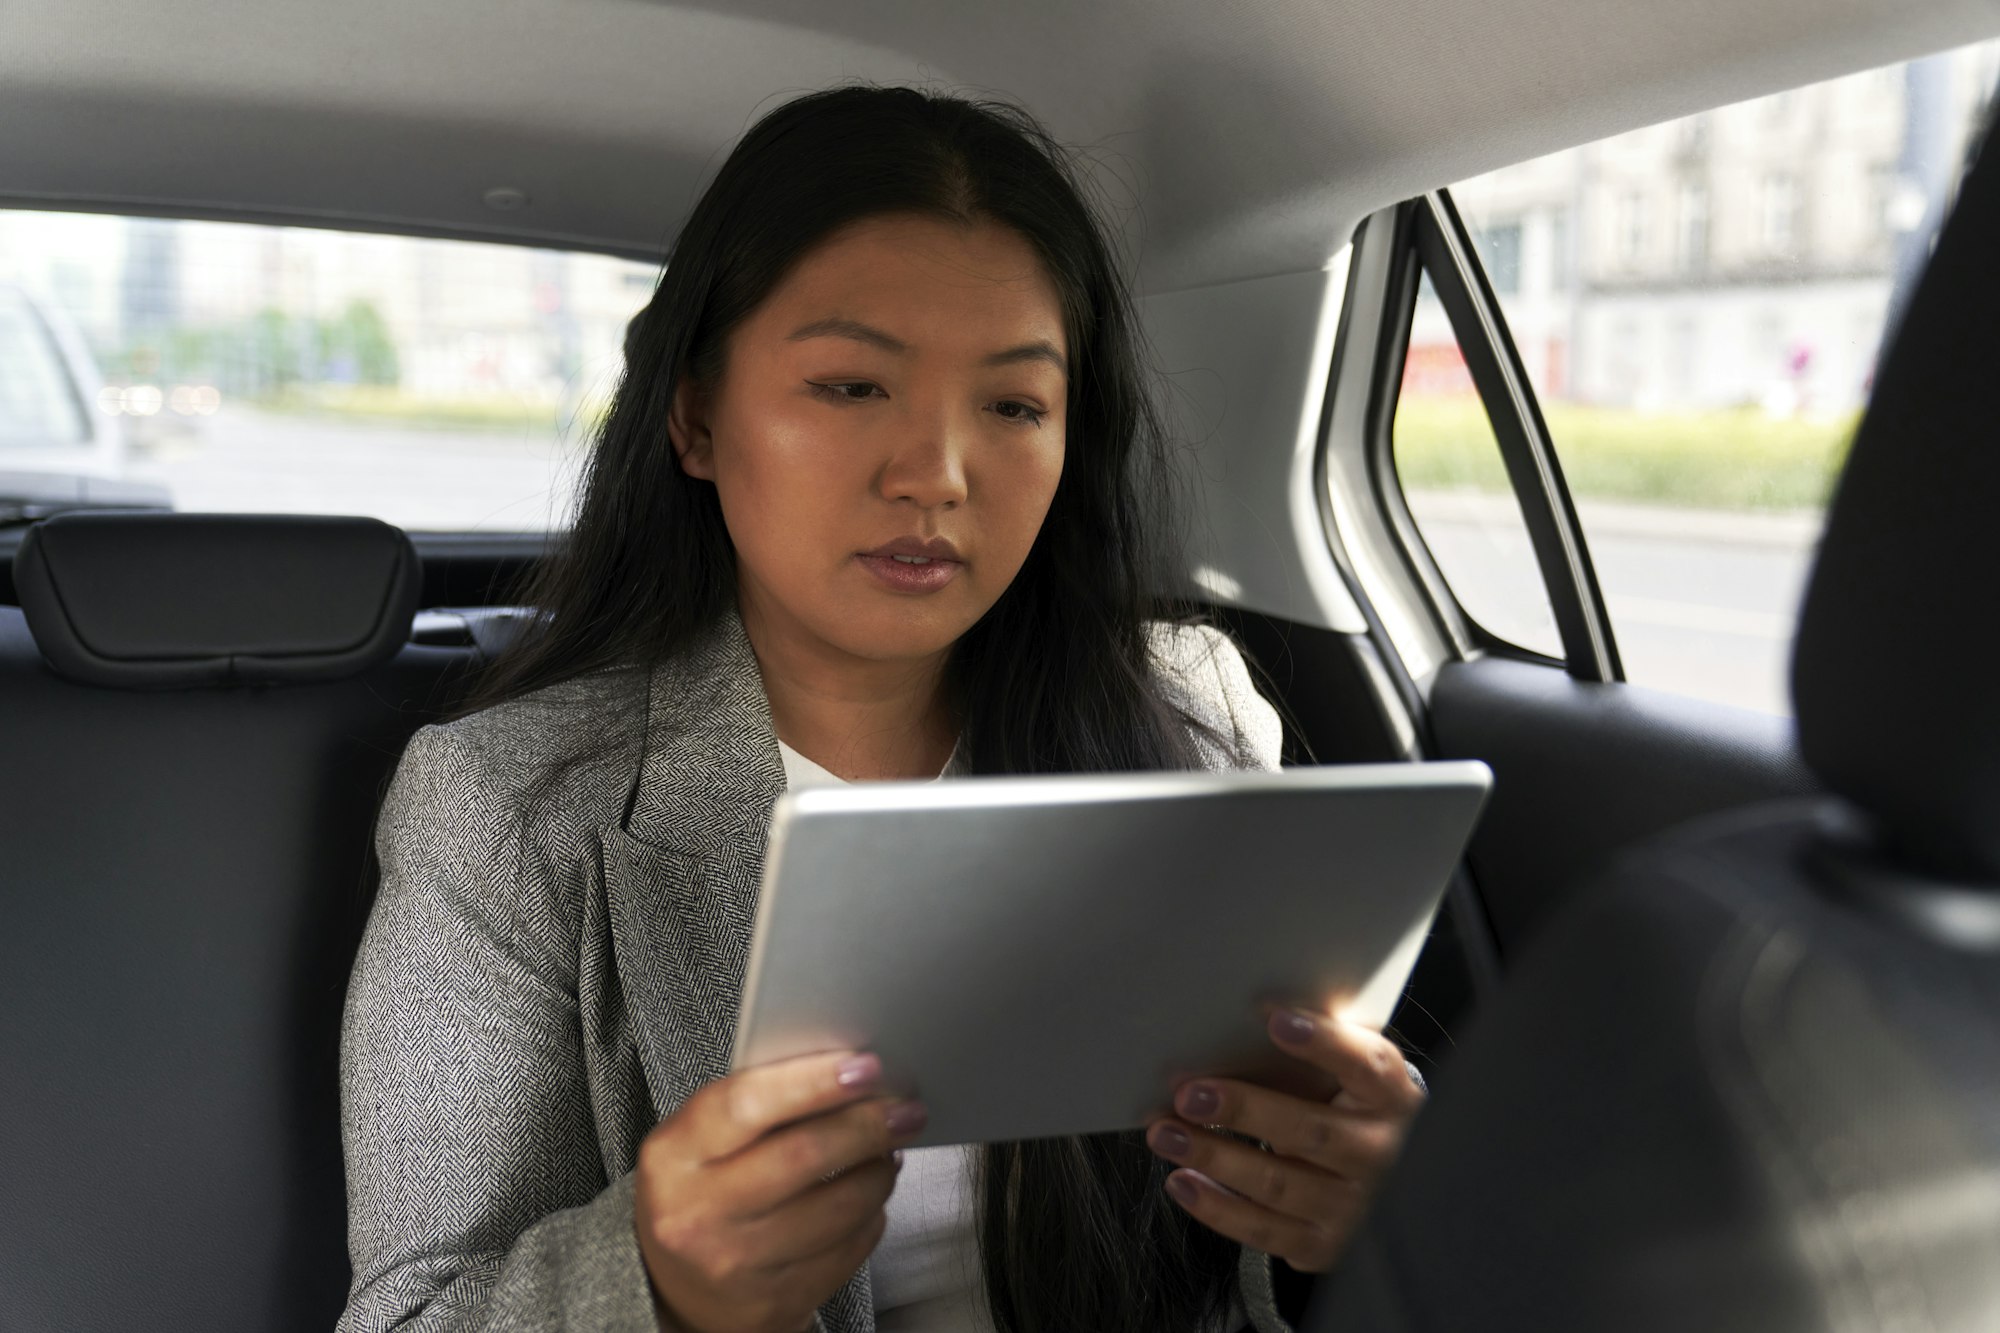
[338,607,1294,1333]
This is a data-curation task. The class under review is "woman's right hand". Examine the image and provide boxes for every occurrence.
[634,1050,927,1333]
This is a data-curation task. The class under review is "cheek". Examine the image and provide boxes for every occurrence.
[983,433,1066,557]
[709,403,864,559]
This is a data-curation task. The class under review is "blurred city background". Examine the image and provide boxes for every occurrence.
[0,212,656,529]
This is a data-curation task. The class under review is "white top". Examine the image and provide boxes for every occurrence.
[776,737,996,1331]
[775,737,1247,1333]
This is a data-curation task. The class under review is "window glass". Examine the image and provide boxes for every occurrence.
[1393,272,1563,659]
[0,286,92,449]
[1475,221,1523,296]
[1444,39,2000,713]
[0,211,659,530]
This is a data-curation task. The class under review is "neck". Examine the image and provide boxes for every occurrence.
[738,593,957,782]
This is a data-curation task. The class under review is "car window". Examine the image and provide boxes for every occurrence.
[0,211,659,530]
[0,285,93,449]
[1413,38,2000,713]
[1392,270,1563,659]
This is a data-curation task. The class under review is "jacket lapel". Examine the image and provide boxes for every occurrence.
[604,607,784,1117]
[598,608,877,1332]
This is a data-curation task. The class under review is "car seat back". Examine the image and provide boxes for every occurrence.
[0,514,475,1332]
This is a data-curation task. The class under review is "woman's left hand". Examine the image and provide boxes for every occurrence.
[1145,1008,1426,1273]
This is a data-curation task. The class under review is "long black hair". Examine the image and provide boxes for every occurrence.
[470,85,1241,1332]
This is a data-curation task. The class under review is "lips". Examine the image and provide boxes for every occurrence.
[861,536,963,562]
[857,535,964,593]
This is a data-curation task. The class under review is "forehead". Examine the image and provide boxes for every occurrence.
[753,214,1067,356]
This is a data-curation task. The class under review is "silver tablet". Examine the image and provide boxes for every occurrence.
[730,761,1492,1148]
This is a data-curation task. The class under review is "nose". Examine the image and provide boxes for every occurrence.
[876,402,970,511]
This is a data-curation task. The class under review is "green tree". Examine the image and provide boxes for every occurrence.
[343,299,400,386]
[313,300,400,387]
[250,307,302,391]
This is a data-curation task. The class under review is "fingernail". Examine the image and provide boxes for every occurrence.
[1164,1171,1201,1208]
[884,1100,928,1137]
[1270,1010,1317,1046]
[892,1149,905,1167]
[1178,1081,1219,1119]
[836,1054,882,1089]
[1149,1123,1192,1158]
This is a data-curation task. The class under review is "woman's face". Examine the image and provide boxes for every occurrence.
[671,213,1068,668]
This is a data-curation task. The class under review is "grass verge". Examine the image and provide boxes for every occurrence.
[1394,396,1856,511]
[251,386,608,436]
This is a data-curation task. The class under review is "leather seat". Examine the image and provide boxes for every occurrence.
[1306,123,2000,1331]
[0,514,476,1331]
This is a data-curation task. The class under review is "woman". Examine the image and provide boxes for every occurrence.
[338,86,1426,1333]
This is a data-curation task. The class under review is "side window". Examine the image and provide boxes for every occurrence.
[1391,271,1561,659]
[1398,38,2000,714]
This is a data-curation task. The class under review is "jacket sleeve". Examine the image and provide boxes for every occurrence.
[337,725,659,1332]
[1149,620,1285,773]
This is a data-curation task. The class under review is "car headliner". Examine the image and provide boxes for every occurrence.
[4,0,1997,292]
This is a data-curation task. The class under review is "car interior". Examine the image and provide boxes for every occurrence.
[2,0,1996,1329]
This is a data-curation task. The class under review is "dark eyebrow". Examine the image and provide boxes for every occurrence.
[984,340,1068,376]
[787,317,907,354]
[788,317,1067,376]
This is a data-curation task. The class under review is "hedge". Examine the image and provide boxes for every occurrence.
[1393,397,1857,512]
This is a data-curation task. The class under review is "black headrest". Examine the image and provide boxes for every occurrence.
[1792,122,2000,883]
[15,513,419,689]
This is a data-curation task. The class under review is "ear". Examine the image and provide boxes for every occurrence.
[667,377,716,481]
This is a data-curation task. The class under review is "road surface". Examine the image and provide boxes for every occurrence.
[1405,490,1814,716]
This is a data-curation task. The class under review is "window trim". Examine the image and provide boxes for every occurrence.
[1383,193,1624,683]
[1309,215,1507,1000]
[1362,203,1489,665]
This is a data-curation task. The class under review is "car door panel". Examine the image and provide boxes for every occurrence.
[1429,656,1818,954]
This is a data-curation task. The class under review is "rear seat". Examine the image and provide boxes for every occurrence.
[0,513,479,1331]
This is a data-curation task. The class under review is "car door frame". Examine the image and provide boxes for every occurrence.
[1314,192,1820,960]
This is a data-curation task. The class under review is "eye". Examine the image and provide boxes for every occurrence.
[807,380,884,404]
[990,400,1047,428]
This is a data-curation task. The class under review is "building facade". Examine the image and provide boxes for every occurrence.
[1417,41,2000,417]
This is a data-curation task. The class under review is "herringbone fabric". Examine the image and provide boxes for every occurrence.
[338,607,1291,1332]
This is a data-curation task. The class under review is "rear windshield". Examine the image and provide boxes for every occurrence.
[0,285,94,450]
[0,211,659,530]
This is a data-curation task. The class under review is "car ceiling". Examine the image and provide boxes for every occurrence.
[4,0,1998,293]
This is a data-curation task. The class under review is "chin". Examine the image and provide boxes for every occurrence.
[823,598,981,662]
